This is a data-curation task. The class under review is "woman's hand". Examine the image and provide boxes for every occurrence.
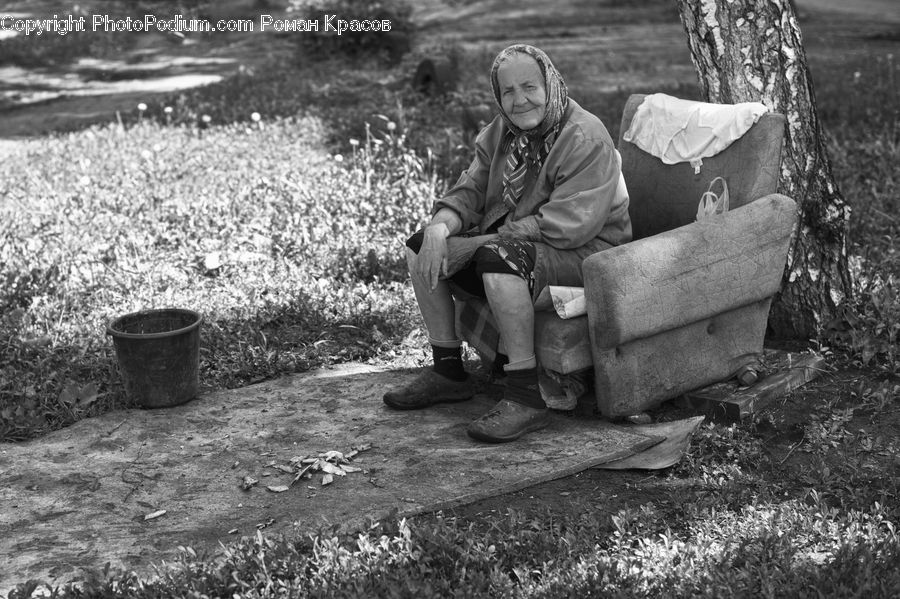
[417,223,450,292]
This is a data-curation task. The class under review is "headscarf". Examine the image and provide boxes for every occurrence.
[490,44,569,212]
[489,44,569,144]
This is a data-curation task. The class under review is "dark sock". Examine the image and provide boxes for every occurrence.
[432,345,467,381]
[504,367,546,409]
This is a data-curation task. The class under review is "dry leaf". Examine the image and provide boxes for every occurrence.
[256,518,275,530]
[319,450,345,462]
[321,473,334,486]
[320,462,346,476]
[290,463,316,486]
[341,465,362,473]
[266,485,289,493]
[144,509,167,520]
[273,464,294,474]
[346,443,372,460]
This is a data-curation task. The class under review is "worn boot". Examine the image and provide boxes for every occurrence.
[383,369,474,410]
[466,399,550,442]
[467,367,549,442]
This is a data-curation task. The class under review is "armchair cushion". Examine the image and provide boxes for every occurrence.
[583,193,797,350]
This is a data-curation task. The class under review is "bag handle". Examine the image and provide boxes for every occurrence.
[696,176,729,221]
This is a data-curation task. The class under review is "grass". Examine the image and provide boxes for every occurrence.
[0,97,442,439]
[2,5,900,598]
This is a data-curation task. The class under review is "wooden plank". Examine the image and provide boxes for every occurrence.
[680,351,827,421]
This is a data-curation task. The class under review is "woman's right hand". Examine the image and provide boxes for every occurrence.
[416,223,450,292]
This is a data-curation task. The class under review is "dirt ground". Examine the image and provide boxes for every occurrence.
[1,0,899,592]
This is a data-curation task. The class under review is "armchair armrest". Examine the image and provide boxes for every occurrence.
[583,193,797,350]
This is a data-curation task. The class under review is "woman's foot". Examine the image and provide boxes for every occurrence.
[383,369,474,410]
[467,399,550,442]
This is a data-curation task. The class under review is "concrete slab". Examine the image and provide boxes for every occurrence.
[0,363,659,592]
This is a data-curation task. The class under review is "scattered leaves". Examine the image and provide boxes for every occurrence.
[242,445,373,493]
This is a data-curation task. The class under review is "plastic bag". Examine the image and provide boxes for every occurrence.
[696,176,729,220]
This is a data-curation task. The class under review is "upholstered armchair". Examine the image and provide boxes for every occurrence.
[458,93,797,418]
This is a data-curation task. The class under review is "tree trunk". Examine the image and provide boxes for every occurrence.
[676,0,852,339]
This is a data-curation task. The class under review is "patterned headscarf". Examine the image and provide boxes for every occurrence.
[490,45,569,213]
[490,44,569,142]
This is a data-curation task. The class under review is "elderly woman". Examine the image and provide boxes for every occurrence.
[384,44,631,442]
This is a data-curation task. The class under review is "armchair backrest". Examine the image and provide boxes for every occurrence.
[617,94,786,240]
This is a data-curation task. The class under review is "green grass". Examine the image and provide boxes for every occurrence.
[811,50,900,371]
[2,12,900,599]
[0,101,442,440]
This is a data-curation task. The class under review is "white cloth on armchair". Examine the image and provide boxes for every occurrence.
[622,93,769,173]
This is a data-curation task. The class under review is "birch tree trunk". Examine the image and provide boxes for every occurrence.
[676,0,852,339]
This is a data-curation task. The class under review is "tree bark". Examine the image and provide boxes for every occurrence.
[676,0,852,339]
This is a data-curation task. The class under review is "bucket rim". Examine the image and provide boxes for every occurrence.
[107,308,202,340]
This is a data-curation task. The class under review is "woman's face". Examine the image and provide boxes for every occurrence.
[497,54,547,131]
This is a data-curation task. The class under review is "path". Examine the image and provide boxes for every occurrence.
[0,364,660,593]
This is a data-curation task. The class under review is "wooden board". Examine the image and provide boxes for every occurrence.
[680,350,827,421]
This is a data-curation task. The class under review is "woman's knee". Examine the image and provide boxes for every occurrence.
[482,272,529,296]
